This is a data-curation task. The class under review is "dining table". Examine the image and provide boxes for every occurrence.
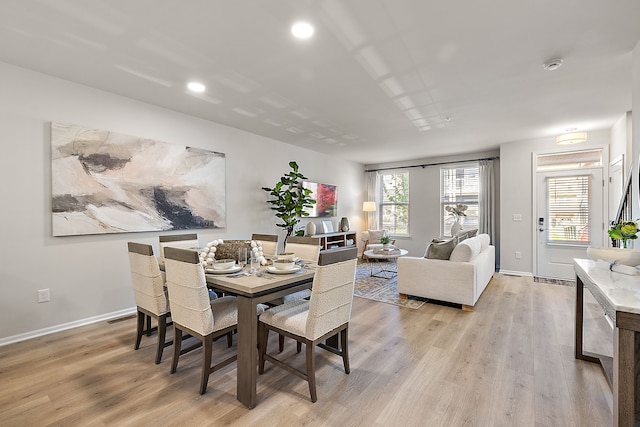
[205,263,315,409]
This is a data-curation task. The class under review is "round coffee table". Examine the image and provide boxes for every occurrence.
[363,249,408,278]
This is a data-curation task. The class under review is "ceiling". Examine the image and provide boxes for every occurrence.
[1,0,639,165]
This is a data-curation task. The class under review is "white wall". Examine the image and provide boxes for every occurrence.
[499,130,611,276]
[0,61,364,343]
[610,112,632,172]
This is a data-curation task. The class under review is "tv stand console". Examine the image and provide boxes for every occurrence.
[312,231,356,251]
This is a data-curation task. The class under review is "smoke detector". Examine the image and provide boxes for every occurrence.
[543,57,564,71]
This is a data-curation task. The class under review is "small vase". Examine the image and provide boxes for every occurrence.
[306,221,316,237]
[451,219,463,236]
[339,217,350,232]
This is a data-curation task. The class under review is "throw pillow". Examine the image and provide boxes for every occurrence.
[368,229,385,243]
[455,230,469,244]
[466,228,478,238]
[425,238,456,260]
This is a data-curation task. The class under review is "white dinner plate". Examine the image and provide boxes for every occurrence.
[205,265,243,274]
[266,265,302,274]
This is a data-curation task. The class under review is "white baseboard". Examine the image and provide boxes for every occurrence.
[0,307,137,347]
[498,269,533,277]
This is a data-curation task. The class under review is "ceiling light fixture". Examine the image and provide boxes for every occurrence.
[291,21,314,39]
[187,81,206,93]
[543,57,564,71]
[555,132,587,145]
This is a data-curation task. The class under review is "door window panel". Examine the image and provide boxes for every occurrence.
[547,175,590,243]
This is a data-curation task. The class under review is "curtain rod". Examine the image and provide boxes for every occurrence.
[365,156,499,173]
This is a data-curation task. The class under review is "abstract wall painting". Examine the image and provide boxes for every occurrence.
[302,181,338,217]
[51,122,225,236]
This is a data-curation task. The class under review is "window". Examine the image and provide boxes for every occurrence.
[546,175,591,243]
[440,165,479,236]
[379,172,409,235]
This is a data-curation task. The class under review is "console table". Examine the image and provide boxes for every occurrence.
[574,259,640,426]
[312,231,356,251]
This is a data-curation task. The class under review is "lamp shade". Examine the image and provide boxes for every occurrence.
[555,132,587,145]
[363,201,376,212]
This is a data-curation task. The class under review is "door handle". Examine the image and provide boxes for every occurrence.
[539,228,544,232]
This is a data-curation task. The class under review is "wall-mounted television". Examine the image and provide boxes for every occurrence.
[302,181,337,217]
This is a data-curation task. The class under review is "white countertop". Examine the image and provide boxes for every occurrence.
[574,258,640,316]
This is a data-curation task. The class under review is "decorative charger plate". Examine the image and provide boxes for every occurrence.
[266,265,302,274]
[205,265,243,274]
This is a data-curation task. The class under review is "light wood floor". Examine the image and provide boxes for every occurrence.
[0,273,614,426]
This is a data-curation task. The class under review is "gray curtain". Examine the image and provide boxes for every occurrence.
[478,160,495,241]
[365,171,380,230]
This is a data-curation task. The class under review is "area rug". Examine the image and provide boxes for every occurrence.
[533,277,576,287]
[354,261,425,309]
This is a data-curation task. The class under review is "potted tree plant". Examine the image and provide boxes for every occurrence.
[262,161,316,242]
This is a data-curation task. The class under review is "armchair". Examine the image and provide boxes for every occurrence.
[362,229,395,259]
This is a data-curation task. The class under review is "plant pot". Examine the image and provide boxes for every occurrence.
[586,246,640,266]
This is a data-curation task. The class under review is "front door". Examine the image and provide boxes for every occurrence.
[536,168,603,279]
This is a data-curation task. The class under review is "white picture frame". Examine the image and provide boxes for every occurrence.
[321,220,334,233]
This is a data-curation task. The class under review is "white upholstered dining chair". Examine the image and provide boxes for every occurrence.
[252,233,278,258]
[127,242,172,364]
[284,236,321,263]
[258,253,357,403]
[270,236,322,351]
[158,233,199,264]
[163,246,241,395]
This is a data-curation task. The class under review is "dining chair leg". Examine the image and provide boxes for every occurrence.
[306,341,317,403]
[171,328,182,374]
[200,335,213,395]
[278,334,285,352]
[297,341,302,353]
[226,331,233,348]
[155,314,168,364]
[341,327,350,374]
[258,323,268,374]
[135,310,145,350]
[146,315,152,336]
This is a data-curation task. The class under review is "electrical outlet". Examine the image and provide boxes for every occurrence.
[512,214,522,222]
[38,289,50,303]
[515,251,522,259]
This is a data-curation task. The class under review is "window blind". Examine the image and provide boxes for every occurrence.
[546,175,590,243]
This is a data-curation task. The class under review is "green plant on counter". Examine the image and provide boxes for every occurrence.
[608,220,639,248]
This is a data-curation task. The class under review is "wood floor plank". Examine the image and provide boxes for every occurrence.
[0,274,614,426]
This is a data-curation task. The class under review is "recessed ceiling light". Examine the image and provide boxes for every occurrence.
[187,81,206,93]
[291,22,314,39]
[543,57,563,71]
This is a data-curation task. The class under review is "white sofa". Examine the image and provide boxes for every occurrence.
[397,234,495,311]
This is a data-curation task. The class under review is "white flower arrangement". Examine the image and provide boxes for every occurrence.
[198,239,267,268]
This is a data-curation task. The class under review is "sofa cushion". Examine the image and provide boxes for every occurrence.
[425,238,456,260]
[449,236,482,262]
[478,233,490,251]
